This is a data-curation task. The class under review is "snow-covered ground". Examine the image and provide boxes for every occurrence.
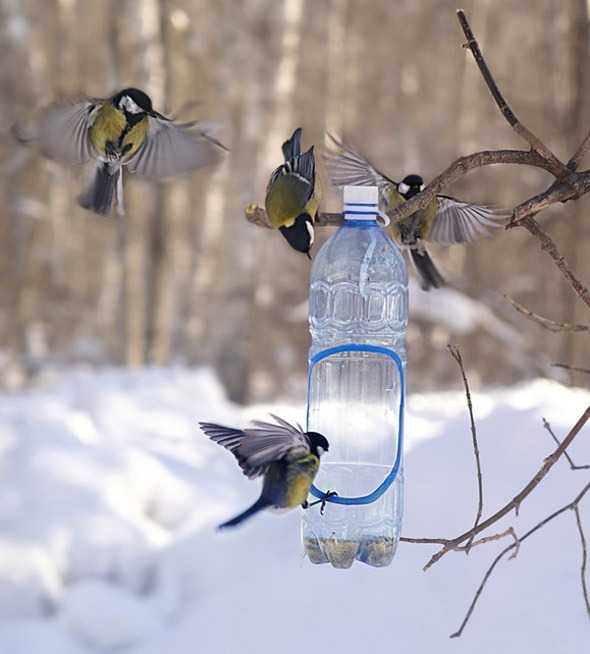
[0,367,588,653]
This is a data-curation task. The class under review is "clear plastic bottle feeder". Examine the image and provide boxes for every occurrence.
[302,185,408,569]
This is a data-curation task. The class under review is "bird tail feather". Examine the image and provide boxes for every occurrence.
[410,248,445,291]
[218,497,271,530]
[78,161,121,216]
[282,127,302,161]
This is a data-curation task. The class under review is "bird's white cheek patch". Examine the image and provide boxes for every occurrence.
[121,97,142,114]
[419,184,425,191]
[398,182,410,195]
[317,446,325,456]
[306,221,315,245]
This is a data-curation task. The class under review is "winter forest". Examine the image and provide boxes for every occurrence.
[0,1,590,653]
[0,0,589,402]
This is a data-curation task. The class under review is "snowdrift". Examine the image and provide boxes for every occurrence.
[0,368,588,653]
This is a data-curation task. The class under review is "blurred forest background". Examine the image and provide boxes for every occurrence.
[0,0,589,403]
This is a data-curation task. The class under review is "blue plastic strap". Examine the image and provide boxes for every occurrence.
[306,343,405,506]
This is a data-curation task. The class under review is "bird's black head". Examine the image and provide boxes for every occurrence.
[279,214,314,259]
[398,174,424,199]
[306,431,330,457]
[112,88,155,116]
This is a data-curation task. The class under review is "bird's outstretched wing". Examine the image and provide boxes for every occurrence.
[242,414,310,467]
[199,415,309,479]
[36,100,97,165]
[428,196,509,245]
[126,117,226,178]
[199,422,263,478]
[323,134,399,196]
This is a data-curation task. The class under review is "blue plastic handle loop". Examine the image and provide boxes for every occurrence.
[306,343,405,506]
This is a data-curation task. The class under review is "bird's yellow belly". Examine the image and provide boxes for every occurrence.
[265,179,300,228]
[88,105,147,159]
[89,105,126,155]
[121,120,148,159]
[286,473,314,507]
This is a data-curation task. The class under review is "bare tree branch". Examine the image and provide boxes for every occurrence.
[450,480,590,638]
[542,418,590,471]
[401,406,590,561]
[508,174,590,223]
[504,295,589,332]
[448,345,483,554]
[462,526,520,557]
[456,9,569,177]
[245,149,557,228]
[573,505,590,620]
[385,149,556,225]
[518,217,590,310]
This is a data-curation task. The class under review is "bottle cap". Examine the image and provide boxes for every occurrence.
[343,185,380,221]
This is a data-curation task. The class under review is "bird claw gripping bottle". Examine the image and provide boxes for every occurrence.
[302,186,407,568]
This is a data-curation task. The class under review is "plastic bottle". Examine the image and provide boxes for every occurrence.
[302,185,408,569]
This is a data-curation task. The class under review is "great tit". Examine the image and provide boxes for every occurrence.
[264,127,321,258]
[26,87,225,216]
[324,136,508,290]
[200,414,334,529]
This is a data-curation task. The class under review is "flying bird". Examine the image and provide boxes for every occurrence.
[19,87,226,216]
[324,135,508,290]
[200,415,334,529]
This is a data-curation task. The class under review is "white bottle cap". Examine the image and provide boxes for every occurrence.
[343,185,379,221]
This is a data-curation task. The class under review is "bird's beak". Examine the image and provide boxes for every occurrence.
[150,110,171,121]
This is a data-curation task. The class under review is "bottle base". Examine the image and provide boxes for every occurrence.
[303,535,397,568]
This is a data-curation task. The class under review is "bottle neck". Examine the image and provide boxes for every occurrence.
[343,199,380,226]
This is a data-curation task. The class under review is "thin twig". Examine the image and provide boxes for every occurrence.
[450,480,590,638]
[552,363,590,376]
[456,527,520,556]
[401,406,590,560]
[448,345,483,554]
[519,217,590,310]
[508,175,590,224]
[456,9,569,178]
[542,418,590,470]
[504,295,589,332]
[573,505,590,620]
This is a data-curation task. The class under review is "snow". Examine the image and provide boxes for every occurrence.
[0,368,588,653]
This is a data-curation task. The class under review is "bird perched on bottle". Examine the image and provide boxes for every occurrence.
[18,87,226,216]
[199,414,335,529]
[324,135,509,290]
[264,127,321,258]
